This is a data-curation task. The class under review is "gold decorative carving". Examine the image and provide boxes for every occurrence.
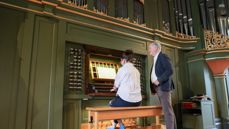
[175,32,196,39]
[204,30,229,50]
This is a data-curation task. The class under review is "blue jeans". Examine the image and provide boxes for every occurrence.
[109,96,141,123]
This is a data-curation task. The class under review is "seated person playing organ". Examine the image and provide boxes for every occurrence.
[107,50,142,129]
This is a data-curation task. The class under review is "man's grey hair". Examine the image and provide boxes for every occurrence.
[149,41,161,50]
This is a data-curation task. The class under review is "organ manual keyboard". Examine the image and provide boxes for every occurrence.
[86,49,121,96]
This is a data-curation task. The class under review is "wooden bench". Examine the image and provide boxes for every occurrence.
[86,106,163,129]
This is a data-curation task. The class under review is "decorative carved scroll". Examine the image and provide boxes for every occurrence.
[204,30,229,50]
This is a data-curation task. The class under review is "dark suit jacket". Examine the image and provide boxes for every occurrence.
[150,52,174,94]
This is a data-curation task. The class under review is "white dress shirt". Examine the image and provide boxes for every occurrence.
[151,52,160,83]
[114,62,142,102]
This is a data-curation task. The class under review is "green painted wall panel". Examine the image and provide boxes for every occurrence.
[0,7,25,129]
[29,16,57,129]
[65,23,147,54]
[188,60,206,95]
[15,13,35,129]
[52,20,66,129]
[63,100,82,129]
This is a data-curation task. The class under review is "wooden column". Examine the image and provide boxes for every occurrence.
[207,60,229,120]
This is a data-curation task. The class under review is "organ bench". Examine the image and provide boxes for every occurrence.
[86,106,163,129]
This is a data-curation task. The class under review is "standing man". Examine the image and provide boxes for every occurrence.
[148,41,176,129]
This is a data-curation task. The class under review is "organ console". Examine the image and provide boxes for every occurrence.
[64,43,146,97]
